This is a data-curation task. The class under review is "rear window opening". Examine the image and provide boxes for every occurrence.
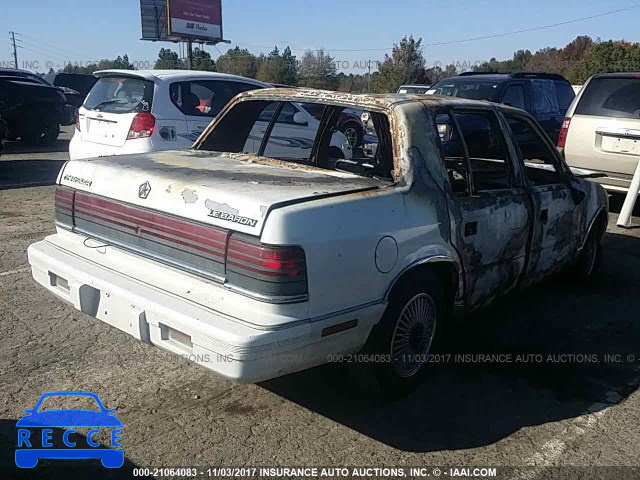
[83,76,154,114]
[575,77,640,119]
[198,99,395,182]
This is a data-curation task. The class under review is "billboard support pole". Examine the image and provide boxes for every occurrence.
[187,39,193,70]
[617,157,640,228]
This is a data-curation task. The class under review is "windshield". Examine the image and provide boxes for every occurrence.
[398,86,430,94]
[84,76,154,114]
[575,77,640,119]
[430,81,499,100]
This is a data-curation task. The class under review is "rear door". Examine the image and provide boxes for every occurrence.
[173,79,260,143]
[80,75,154,147]
[527,78,567,142]
[564,75,640,184]
[438,108,531,308]
[503,111,578,283]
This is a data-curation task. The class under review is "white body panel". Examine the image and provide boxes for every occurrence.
[30,90,607,383]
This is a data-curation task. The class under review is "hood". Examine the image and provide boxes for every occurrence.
[59,150,384,236]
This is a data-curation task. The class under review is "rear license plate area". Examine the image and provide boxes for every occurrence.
[601,136,640,155]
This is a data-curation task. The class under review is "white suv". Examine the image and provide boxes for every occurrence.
[70,70,352,160]
[560,72,640,193]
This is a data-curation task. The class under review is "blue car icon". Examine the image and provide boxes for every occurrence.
[16,391,124,468]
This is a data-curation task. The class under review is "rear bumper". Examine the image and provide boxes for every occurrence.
[69,132,154,160]
[28,236,383,383]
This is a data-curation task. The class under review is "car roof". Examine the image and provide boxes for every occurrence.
[93,69,269,86]
[591,72,640,79]
[238,87,526,113]
[438,72,570,83]
[399,84,432,88]
[0,68,38,76]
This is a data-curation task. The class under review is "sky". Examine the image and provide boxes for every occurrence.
[2,0,640,73]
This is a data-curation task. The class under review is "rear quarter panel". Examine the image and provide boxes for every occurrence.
[260,188,457,318]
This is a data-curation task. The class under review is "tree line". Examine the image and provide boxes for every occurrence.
[60,35,640,92]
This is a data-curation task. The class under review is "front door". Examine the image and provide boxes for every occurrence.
[503,113,578,284]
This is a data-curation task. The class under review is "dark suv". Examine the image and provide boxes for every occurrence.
[428,72,576,143]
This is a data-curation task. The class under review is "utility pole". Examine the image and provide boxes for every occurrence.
[10,31,18,69]
[367,60,372,93]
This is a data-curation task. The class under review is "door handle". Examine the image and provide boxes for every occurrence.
[540,209,549,223]
[464,221,478,237]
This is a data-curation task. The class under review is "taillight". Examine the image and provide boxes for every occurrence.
[54,186,74,229]
[226,234,307,298]
[127,112,155,140]
[75,111,80,132]
[557,117,571,148]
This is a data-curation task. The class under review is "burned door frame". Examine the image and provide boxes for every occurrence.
[438,106,532,309]
[500,111,580,284]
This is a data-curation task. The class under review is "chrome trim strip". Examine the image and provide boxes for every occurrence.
[307,299,385,324]
[222,283,309,305]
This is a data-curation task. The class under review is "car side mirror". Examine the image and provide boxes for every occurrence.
[293,112,308,126]
[24,409,34,414]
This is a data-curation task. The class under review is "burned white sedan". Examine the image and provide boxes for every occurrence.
[28,89,608,396]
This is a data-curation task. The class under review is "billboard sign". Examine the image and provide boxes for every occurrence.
[167,0,223,42]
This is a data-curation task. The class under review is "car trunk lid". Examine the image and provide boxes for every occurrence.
[58,149,384,236]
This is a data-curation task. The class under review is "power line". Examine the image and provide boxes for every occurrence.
[14,31,90,59]
[233,4,640,53]
[423,4,640,47]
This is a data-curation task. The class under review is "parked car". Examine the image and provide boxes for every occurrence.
[303,104,365,147]
[0,115,7,153]
[560,72,640,193]
[70,70,352,161]
[0,68,81,125]
[28,90,607,397]
[0,77,66,145]
[397,84,432,94]
[427,72,576,143]
[44,71,98,98]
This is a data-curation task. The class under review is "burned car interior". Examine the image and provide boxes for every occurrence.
[435,108,568,196]
[198,99,395,181]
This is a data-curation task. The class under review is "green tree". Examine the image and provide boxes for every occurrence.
[155,48,185,69]
[191,47,216,71]
[216,47,260,78]
[298,48,338,90]
[256,46,298,85]
[62,54,134,74]
[376,36,428,92]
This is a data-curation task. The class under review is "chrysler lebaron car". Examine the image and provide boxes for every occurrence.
[28,90,608,396]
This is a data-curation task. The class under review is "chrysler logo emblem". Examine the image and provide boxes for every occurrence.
[138,181,151,199]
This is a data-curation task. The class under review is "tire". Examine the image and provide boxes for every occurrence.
[21,111,60,146]
[329,146,344,159]
[357,271,446,398]
[342,122,363,148]
[574,227,603,280]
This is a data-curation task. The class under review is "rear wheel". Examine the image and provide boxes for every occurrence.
[329,146,344,159]
[342,122,363,148]
[357,272,446,398]
[21,110,60,146]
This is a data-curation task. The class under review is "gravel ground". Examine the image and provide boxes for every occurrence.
[1,131,640,479]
